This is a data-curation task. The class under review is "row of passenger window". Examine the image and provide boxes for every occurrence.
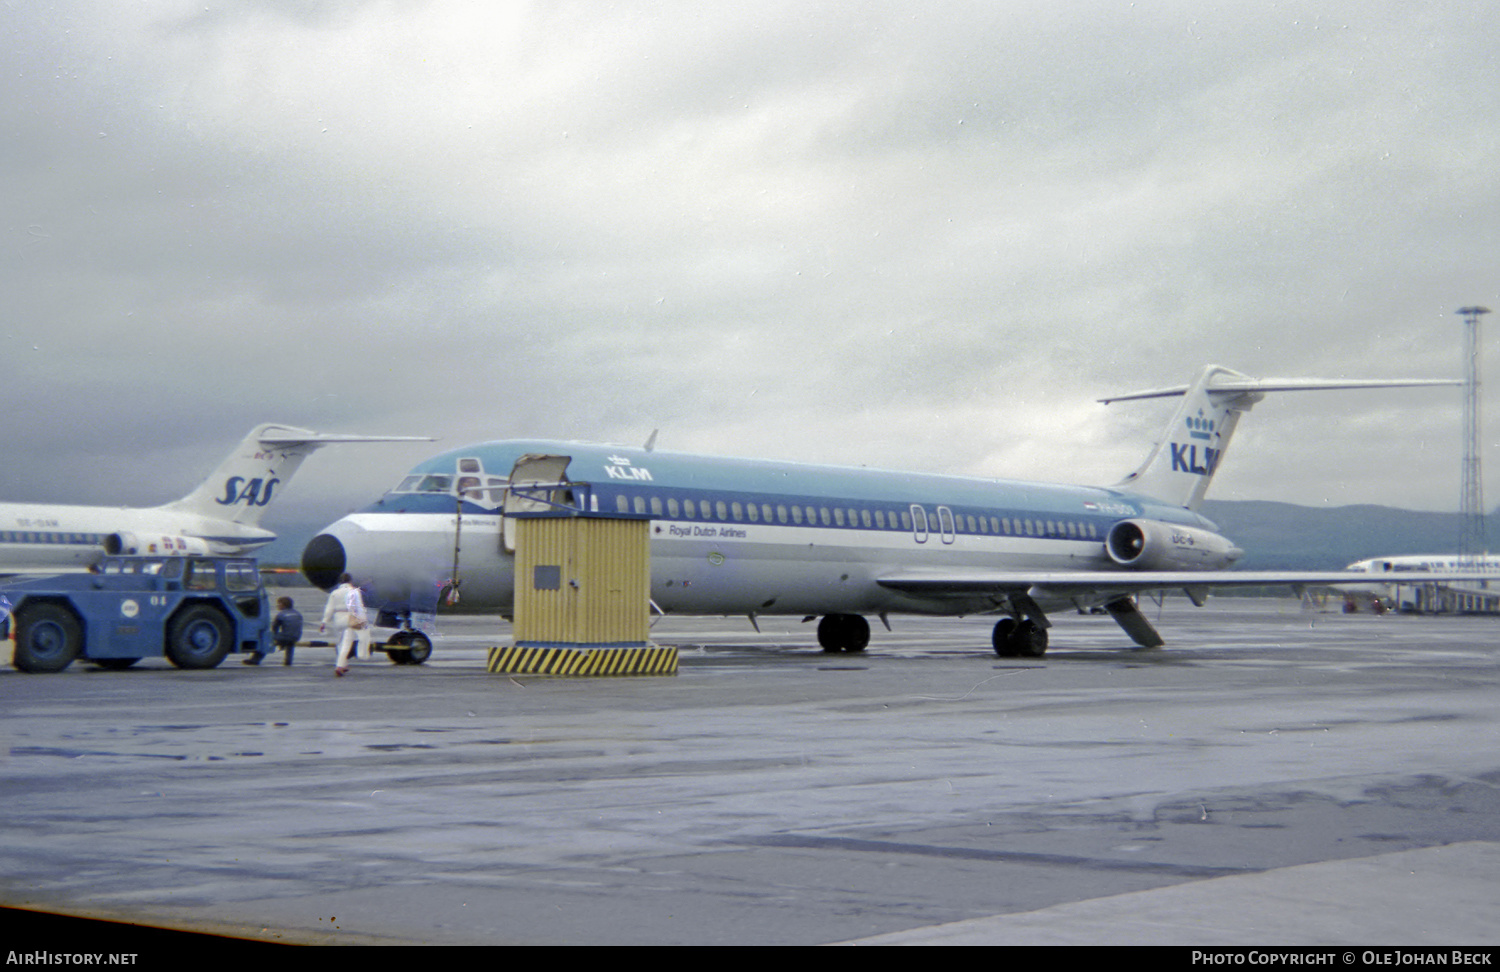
[0,531,104,545]
[611,493,1102,541]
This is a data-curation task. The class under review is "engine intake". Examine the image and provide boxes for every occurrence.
[1105,519,1242,571]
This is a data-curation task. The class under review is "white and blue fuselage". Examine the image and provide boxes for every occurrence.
[301,367,1463,653]
[303,439,1215,619]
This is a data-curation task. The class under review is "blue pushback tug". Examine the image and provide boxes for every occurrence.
[4,556,270,673]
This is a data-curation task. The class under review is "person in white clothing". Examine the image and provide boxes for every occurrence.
[321,573,372,676]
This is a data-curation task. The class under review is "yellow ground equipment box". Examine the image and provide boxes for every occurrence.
[488,506,675,676]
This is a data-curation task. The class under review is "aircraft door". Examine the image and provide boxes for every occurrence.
[910,504,929,544]
[936,506,956,544]
[501,454,574,554]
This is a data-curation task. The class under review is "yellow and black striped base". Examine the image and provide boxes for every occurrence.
[486,643,678,677]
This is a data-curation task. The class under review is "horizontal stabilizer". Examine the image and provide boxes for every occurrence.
[253,427,436,447]
[1099,376,1458,404]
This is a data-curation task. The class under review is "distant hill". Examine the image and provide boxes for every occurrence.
[1201,500,1491,570]
[258,500,1490,574]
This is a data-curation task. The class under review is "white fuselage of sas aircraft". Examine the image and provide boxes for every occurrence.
[303,439,1218,623]
[0,424,433,576]
[0,502,276,573]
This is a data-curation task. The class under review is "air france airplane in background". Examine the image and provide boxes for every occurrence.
[302,365,1458,656]
[0,424,430,573]
[1347,554,1500,575]
[1342,553,1500,611]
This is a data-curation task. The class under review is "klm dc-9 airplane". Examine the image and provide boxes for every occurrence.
[301,366,1456,656]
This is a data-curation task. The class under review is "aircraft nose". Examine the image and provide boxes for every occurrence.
[301,533,347,591]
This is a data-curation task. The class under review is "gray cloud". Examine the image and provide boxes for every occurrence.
[2,0,1496,542]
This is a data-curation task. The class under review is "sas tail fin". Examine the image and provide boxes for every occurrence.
[160,424,434,525]
[1104,365,1456,511]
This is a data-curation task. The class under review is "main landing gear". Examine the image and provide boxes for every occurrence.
[992,617,1048,658]
[817,613,870,653]
[812,612,1048,656]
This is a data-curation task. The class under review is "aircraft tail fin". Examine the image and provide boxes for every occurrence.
[1104,365,1456,511]
[161,424,434,525]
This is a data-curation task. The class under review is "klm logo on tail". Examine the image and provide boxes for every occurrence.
[1173,410,1221,476]
[1170,443,1220,476]
[217,477,280,507]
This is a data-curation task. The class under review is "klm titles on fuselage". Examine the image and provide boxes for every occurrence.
[604,456,654,481]
[217,477,280,507]
[1170,442,1221,476]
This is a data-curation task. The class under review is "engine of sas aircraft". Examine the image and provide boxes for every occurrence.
[1104,518,1243,571]
[105,532,216,557]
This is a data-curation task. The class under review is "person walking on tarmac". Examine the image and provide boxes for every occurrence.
[321,573,372,677]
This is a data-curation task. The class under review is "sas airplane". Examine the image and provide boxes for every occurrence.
[0,424,430,573]
[301,365,1458,656]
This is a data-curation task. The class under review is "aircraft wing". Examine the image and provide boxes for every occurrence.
[876,567,1489,649]
[875,568,1479,599]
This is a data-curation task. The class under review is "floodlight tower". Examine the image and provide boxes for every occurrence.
[1457,305,1490,563]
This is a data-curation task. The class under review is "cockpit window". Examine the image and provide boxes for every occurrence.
[391,474,455,494]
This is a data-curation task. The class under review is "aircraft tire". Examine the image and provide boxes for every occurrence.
[404,631,433,665]
[13,603,83,673]
[385,630,433,665]
[1012,620,1048,658]
[817,614,841,652]
[992,618,1018,657]
[165,605,233,670]
[817,613,870,652]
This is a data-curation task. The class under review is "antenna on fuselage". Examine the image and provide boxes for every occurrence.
[643,430,658,452]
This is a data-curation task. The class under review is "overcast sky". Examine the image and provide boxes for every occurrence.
[4,1,1498,544]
